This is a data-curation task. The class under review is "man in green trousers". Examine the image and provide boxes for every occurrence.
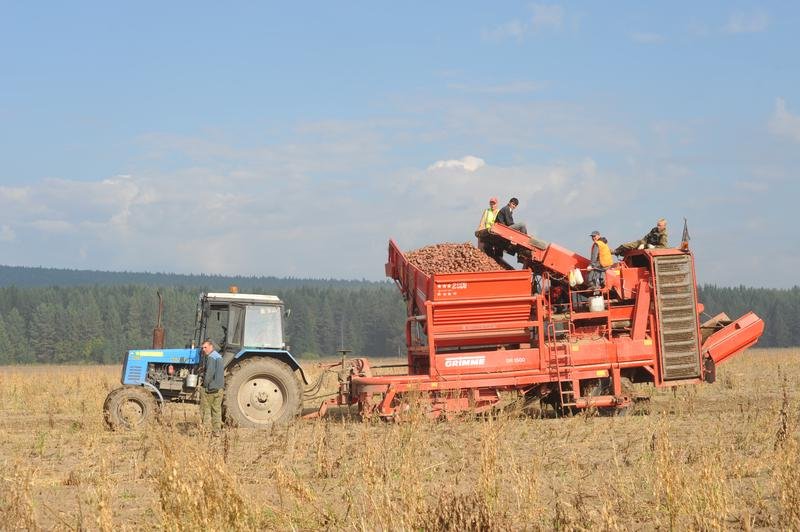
[199,339,224,433]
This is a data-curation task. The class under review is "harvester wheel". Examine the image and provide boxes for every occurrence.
[224,357,302,428]
[103,386,158,430]
[595,377,634,417]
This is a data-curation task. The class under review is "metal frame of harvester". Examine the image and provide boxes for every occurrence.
[312,225,764,419]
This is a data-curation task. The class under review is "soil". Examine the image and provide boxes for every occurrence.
[1,349,798,530]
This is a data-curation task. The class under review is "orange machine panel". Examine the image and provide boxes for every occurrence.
[427,270,535,348]
[428,270,532,301]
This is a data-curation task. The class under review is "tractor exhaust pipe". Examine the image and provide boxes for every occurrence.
[152,290,165,349]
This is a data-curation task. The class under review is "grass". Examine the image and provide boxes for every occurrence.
[0,348,798,530]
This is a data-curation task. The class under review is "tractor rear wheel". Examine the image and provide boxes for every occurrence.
[104,386,158,430]
[224,358,302,428]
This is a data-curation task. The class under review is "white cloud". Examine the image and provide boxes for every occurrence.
[0,171,321,275]
[448,81,546,95]
[1,93,795,285]
[482,20,528,42]
[531,4,564,32]
[0,186,30,202]
[434,100,639,153]
[631,32,664,44]
[0,225,15,242]
[0,146,636,278]
[686,19,711,38]
[428,156,486,172]
[734,181,769,193]
[744,217,766,231]
[0,123,401,277]
[28,220,76,234]
[724,9,769,34]
[482,4,564,42]
[388,156,636,256]
[769,98,800,143]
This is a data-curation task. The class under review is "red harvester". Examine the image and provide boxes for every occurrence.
[313,225,764,418]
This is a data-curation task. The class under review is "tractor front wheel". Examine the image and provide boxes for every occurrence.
[224,358,302,428]
[103,386,158,430]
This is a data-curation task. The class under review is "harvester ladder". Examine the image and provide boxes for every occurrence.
[548,326,576,408]
[543,281,576,408]
[555,362,576,408]
[553,285,613,409]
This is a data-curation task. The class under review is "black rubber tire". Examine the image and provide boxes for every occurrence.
[103,386,158,430]
[224,357,302,428]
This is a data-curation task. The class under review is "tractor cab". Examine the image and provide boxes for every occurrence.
[197,291,287,368]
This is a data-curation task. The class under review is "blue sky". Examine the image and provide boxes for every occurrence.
[0,2,798,286]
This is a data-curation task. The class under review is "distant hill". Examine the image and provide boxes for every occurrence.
[0,264,384,290]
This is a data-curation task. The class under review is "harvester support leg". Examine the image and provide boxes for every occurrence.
[612,367,623,396]
[379,388,398,417]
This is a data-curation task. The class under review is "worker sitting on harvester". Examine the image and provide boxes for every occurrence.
[475,197,501,257]
[476,197,499,232]
[614,218,668,255]
[587,230,613,290]
[495,197,527,234]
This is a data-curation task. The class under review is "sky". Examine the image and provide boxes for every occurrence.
[0,2,798,287]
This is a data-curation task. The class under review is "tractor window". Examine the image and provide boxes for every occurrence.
[243,305,283,348]
[205,305,229,348]
[227,305,244,348]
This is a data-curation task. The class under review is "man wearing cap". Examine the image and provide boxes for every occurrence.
[587,230,613,290]
[495,197,528,234]
[475,197,500,257]
[476,197,499,231]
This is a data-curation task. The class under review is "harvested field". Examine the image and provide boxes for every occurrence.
[405,242,503,275]
[1,348,799,530]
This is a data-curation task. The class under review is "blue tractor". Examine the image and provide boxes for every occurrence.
[103,290,307,430]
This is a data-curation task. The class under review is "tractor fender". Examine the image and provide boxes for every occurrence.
[141,382,165,405]
[233,349,309,385]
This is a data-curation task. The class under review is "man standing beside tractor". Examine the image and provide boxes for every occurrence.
[200,340,224,433]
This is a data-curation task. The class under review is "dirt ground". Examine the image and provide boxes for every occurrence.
[1,348,799,530]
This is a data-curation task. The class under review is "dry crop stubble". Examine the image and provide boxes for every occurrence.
[0,348,798,530]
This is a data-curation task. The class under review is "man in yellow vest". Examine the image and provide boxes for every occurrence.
[587,230,613,290]
[475,197,500,257]
[476,197,499,231]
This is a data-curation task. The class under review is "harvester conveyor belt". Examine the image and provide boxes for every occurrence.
[485,223,590,278]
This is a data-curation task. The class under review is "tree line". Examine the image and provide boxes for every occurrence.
[0,285,406,364]
[697,285,800,348]
[0,266,797,365]
[0,264,377,290]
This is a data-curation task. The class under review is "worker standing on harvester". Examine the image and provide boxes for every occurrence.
[587,230,613,290]
[495,197,528,234]
[200,339,224,434]
[614,218,668,255]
